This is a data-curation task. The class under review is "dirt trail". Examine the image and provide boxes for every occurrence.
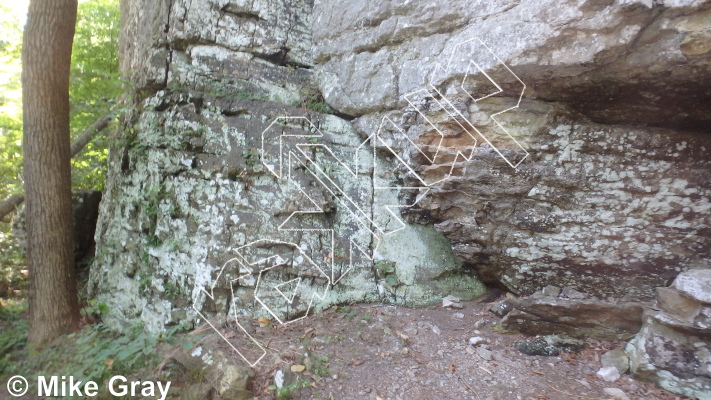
[239,299,687,400]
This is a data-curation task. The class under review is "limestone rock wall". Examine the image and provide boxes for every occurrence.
[95,0,710,340]
[312,0,711,300]
[90,0,484,333]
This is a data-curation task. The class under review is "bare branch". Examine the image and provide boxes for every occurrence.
[0,111,114,222]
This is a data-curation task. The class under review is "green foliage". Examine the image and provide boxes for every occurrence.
[135,184,171,248]
[243,147,259,166]
[298,85,335,114]
[267,377,312,400]
[0,0,121,200]
[70,0,122,191]
[1,307,182,396]
[0,229,27,291]
[0,3,24,199]
[81,299,110,320]
[312,354,330,377]
[0,301,27,375]
[376,261,400,287]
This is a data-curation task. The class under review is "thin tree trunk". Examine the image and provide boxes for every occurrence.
[0,111,113,222]
[0,194,24,222]
[23,0,80,345]
[69,112,113,157]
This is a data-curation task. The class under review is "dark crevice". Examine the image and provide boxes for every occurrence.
[221,109,250,117]
[251,48,294,67]
[332,110,356,121]
[220,4,264,21]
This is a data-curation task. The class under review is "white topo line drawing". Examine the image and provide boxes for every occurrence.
[192,37,528,367]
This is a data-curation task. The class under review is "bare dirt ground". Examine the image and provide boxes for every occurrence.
[237,298,690,400]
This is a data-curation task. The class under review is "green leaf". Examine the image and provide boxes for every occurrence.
[385,275,398,286]
[181,340,194,351]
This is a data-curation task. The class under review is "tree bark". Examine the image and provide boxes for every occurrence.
[22,0,80,345]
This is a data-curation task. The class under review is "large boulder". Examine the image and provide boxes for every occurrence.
[491,288,644,340]
[91,0,485,334]
[627,269,711,399]
[627,309,711,399]
[13,190,102,266]
[94,0,710,347]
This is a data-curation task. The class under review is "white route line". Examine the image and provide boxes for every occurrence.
[193,37,528,367]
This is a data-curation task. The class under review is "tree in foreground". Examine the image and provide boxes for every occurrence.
[22,0,80,345]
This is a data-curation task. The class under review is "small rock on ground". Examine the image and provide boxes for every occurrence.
[603,387,631,400]
[597,366,621,382]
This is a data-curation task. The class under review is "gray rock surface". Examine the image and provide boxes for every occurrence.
[597,366,621,383]
[95,7,710,400]
[627,309,711,400]
[627,271,711,399]
[514,335,586,357]
[493,297,644,341]
[541,285,561,297]
[313,0,711,301]
[656,286,703,322]
[675,269,711,304]
[313,0,711,130]
[166,337,254,400]
[603,387,630,400]
[92,0,486,333]
[601,348,630,375]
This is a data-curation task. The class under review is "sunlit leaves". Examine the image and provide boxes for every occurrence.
[70,0,121,191]
[0,3,24,199]
[0,0,121,199]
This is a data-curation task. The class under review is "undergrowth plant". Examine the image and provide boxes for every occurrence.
[0,302,183,399]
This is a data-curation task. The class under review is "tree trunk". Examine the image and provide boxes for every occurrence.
[22,0,80,345]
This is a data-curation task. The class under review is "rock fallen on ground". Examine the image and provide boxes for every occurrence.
[494,297,644,340]
[656,286,702,322]
[443,295,464,309]
[597,366,621,382]
[601,348,630,375]
[514,335,585,357]
[603,387,631,400]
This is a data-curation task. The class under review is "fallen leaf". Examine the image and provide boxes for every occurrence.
[291,364,306,373]
[353,360,364,366]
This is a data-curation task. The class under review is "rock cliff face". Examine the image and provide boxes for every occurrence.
[312,0,711,300]
[90,0,485,334]
[93,0,710,395]
[91,0,711,384]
